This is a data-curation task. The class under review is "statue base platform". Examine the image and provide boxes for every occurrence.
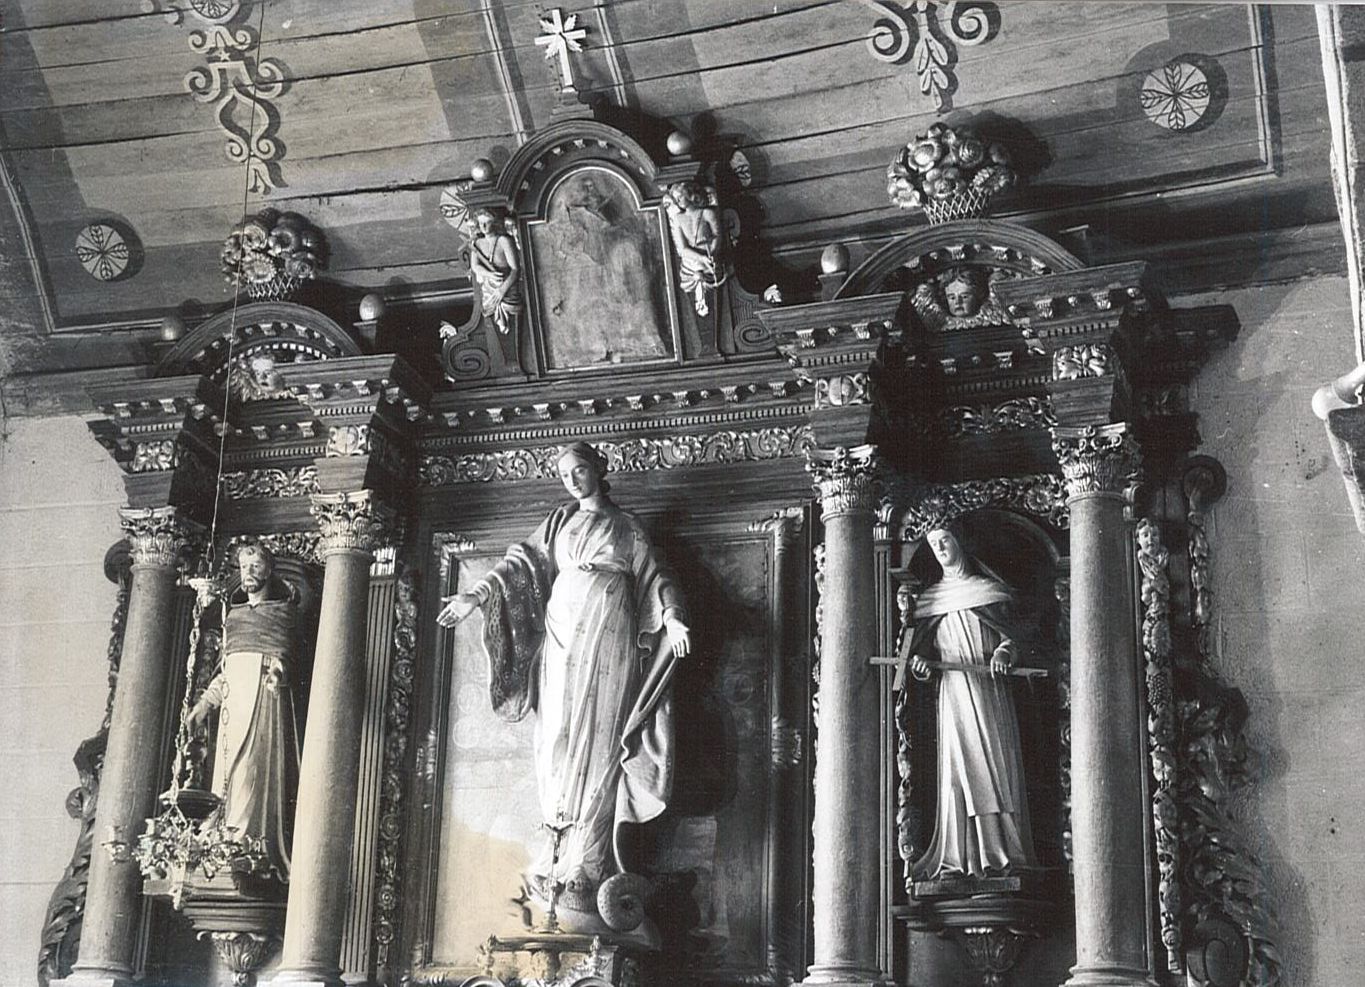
[900,871,1063,987]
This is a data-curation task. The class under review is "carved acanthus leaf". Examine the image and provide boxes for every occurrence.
[310,491,394,556]
[935,396,1056,437]
[1052,342,1114,381]
[220,466,320,500]
[1051,423,1140,497]
[118,507,202,569]
[806,445,880,519]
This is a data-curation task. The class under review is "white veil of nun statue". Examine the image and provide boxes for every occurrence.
[904,525,1038,882]
[188,542,301,880]
[437,441,691,936]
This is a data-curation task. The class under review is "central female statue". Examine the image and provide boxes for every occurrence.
[437,442,691,928]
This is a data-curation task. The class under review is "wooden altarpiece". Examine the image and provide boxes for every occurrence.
[47,113,1277,987]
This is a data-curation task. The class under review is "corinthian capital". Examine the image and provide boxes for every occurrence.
[118,506,202,569]
[309,490,395,557]
[806,444,880,519]
[1051,423,1140,498]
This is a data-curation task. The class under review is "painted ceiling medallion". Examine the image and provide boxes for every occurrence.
[1140,60,1211,132]
[75,223,131,281]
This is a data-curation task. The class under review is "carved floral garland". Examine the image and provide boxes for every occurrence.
[420,426,814,485]
[372,569,418,977]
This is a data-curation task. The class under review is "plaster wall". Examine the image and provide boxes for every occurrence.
[1187,274,1365,987]
[0,415,124,987]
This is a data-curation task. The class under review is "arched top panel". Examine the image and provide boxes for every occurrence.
[495,120,664,219]
[836,219,1084,299]
[155,301,361,399]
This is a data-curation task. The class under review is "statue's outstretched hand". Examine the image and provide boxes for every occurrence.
[665,619,691,659]
[909,656,932,681]
[989,647,1012,677]
[437,592,480,627]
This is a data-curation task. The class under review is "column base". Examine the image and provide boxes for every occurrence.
[1063,965,1159,987]
[267,969,344,987]
[52,975,137,987]
[801,964,889,987]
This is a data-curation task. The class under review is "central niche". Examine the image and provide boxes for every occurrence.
[526,165,677,370]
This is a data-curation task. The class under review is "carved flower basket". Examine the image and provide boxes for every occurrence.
[922,187,994,225]
[245,272,304,302]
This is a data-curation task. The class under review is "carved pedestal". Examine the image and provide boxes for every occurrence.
[904,875,1060,987]
[143,870,285,986]
[436,934,641,987]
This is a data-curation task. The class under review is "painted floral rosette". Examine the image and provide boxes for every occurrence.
[886,123,1016,224]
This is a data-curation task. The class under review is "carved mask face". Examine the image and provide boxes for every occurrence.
[238,550,272,594]
[557,454,600,500]
[943,277,982,317]
[926,528,964,571]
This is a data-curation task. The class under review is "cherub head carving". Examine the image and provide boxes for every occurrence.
[940,266,988,318]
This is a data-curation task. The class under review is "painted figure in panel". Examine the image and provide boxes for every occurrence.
[188,543,302,880]
[437,442,691,934]
[903,526,1038,881]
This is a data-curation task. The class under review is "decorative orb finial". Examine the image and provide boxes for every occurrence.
[470,158,495,183]
[666,131,692,158]
[820,243,850,275]
[358,293,385,322]
[160,315,186,342]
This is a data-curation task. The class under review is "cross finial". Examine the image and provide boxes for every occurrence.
[534,8,588,90]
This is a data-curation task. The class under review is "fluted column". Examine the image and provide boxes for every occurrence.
[1053,424,1156,987]
[275,491,393,987]
[803,446,885,987]
[59,508,198,987]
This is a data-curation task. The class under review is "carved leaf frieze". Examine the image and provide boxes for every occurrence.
[220,466,320,500]
[420,426,815,485]
[934,396,1056,437]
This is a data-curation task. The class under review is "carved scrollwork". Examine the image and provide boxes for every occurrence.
[1137,518,1180,971]
[1052,342,1113,381]
[812,372,870,410]
[118,506,202,569]
[860,1,999,111]
[934,396,1056,436]
[420,426,815,486]
[220,466,320,500]
[326,424,371,457]
[884,472,1069,540]
[373,568,418,976]
[310,491,394,556]
[1051,423,1140,498]
[1054,573,1072,868]
[806,445,880,519]
[1177,460,1280,987]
